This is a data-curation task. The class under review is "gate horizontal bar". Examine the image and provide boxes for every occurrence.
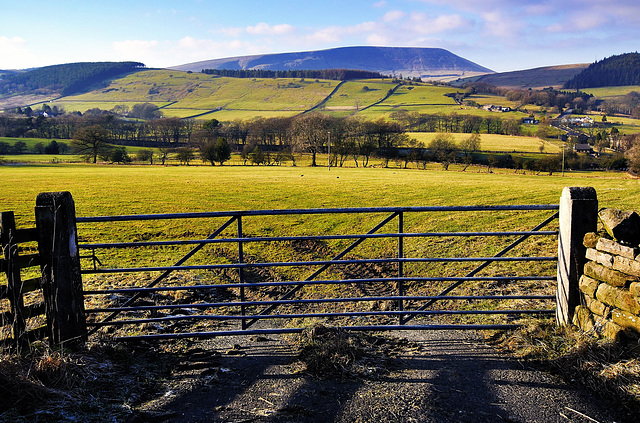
[88,309,555,326]
[113,324,524,341]
[81,256,557,275]
[84,276,556,295]
[79,230,558,250]
[85,294,555,313]
[77,204,560,223]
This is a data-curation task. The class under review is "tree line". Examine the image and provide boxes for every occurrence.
[564,53,640,89]
[389,110,523,135]
[0,102,528,147]
[463,82,595,113]
[66,113,411,167]
[0,62,145,96]
[4,107,636,174]
[201,68,388,80]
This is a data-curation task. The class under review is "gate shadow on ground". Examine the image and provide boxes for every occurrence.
[137,332,622,423]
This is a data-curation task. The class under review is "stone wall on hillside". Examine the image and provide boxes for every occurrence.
[574,232,640,340]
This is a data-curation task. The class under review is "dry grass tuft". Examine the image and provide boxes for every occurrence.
[294,324,419,379]
[0,340,176,422]
[0,346,81,420]
[489,319,640,418]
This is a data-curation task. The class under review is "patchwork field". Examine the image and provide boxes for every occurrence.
[38,70,534,122]
[406,133,560,153]
[379,85,458,106]
[322,80,393,111]
[52,70,341,118]
[581,85,640,98]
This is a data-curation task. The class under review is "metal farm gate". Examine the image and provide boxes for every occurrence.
[76,204,560,341]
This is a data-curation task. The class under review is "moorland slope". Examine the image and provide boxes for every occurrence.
[459,64,589,89]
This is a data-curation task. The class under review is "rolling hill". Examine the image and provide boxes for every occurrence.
[33,68,523,121]
[0,62,145,96]
[456,64,589,89]
[564,53,640,89]
[170,46,494,81]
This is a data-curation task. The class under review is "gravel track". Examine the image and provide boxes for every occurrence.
[132,329,626,423]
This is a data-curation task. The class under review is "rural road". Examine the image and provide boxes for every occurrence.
[133,329,626,423]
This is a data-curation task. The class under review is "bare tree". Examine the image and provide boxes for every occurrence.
[71,125,110,163]
[289,113,332,166]
[428,133,458,170]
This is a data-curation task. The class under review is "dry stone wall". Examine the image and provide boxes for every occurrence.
[574,233,640,340]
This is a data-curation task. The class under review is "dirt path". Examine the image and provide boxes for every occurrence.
[133,330,624,423]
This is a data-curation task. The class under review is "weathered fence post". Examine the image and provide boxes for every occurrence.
[556,187,598,326]
[35,192,87,349]
[1,212,28,350]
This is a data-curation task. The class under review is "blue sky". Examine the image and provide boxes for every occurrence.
[1,0,639,72]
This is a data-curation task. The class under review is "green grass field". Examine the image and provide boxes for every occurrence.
[40,71,534,122]
[1,163,633,298]
[406,133,560,153]
[52,100,172,114]
[379,85,458,106]
[53,71,341,118]
[1,163,636,225]
[0,137,73,149]
[581,85,640,98]
[323,80,393,110]
[358,104,529,120]
[465,94,519,108]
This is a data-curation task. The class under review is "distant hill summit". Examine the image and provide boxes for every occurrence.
[564,52,640,89]
[461,64,589,89]
[171,46,494,80]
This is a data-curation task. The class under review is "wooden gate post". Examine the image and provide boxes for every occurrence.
[35,192,87,349]
[557,187,598,326]
[1,212,28,350]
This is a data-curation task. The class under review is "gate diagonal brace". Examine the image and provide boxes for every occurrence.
[401,211,559,325]
[243,212,400,329]
[88,216,238,336]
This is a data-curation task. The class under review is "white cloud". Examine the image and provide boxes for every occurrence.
[430,14,468,32]
[215,27,244,38]
[524,3,555,16]
[177,36,199,49]
[408,13,469,35]
[246,23,295,35]
[348,21,378,33]
[110,36,274,67]
[383,10,405,22]
[373,1,387,7]
[0,36,37,69]
[307,27,343,44]
[305,21,377,45]
[367,33,389,45]
[112,39,159,57]
[480,11,520,38]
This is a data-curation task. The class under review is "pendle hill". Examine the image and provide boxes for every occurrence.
[170,46,494,80]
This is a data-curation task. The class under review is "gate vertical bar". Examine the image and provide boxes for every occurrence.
[398,211,404,324]
[237,215,246,330]
[1,212,27,350]
[556,187,597,326]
